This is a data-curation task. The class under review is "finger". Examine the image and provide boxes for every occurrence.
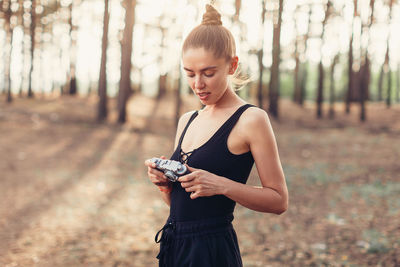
[154,181,170,186]
[178,172,196,182]
[184,185,194,192]
[148,167,166,177]
[185,164,198,173]
[190,191,199,199]
[180,181,194,188]
[160,155,166,159]
[145,160,157,168]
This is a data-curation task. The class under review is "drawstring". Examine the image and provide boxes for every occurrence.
[155,221,175,266]
[179,148,194,164]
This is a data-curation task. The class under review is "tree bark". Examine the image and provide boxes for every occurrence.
[67,1,77,95]
[7,29,15,103]
[377,64,384,101]
[117,0,136,123]
[293,35,300,103]
[175,68,182,129]
[316,61,324,119]
[299,5,312,106]
[385,0,394,108]
[257,0,266,109]
[3,0,14,102]
[359,0,375,122]
[27,0,36,98]
[98,0,110,122]
[396,64,400,103]
[316,1,331,119]
[268,0,283,118]
[346,0,357,114]
[328,54,338,119]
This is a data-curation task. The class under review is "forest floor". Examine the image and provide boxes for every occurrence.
[0,93,399,267]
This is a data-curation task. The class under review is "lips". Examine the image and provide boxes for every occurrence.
[197,92,210,100]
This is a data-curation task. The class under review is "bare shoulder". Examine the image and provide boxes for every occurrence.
[177,110,197,129]
[240,106,271,127]
[237,106,275,143]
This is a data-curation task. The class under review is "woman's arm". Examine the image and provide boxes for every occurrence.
[179,108,288,215]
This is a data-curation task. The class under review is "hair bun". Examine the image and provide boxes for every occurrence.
[201,4,222,26]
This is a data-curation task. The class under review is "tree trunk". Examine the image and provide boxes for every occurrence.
[329,54,339,119]
[385,0,393,108]
[157,26,167,99]
[175,68,182,129]
[346,0,358,114]
[257,49,264,109]
[257,0,266,109]
[4,0,14,102]
[268,0,283,118]
[67,1,77,95]
[117,0,136,123]
[360,57,369,121]
[386,68,392,108]
[377,64,384,101]
[316,62,324,118]
[98,0,110,122]
[7,29,15,103]
[158,74,167,99]
[316,1,331,119]
[298,6,312,106]
[27,0,36,98]
[346,35,353,113]
[396,64,400,103]
[293,35,300,103]
[358,0,375,122]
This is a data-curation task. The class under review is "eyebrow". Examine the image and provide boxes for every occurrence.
[183,66,217,72]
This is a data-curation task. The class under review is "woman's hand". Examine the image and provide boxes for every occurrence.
[144,156,171,188]
[178,166,228,199]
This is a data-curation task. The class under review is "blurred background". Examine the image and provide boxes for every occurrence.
[0,0,399,266]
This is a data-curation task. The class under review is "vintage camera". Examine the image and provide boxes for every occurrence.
[150,158,188,182]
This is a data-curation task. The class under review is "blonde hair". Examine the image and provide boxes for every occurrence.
[182,4,250,91]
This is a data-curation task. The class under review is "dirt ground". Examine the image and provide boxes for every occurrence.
[0,93,399,267]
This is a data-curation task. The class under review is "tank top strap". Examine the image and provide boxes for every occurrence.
[177,110,199,149]
[216,103,256,139]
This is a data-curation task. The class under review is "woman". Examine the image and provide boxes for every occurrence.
[145,4,288,267]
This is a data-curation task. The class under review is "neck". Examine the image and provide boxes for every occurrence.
[203,87,244,113]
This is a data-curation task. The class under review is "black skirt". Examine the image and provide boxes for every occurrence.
[155,213,243,267]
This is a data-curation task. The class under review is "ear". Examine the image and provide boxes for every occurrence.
[228,56,239,75]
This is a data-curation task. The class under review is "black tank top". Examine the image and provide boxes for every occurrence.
[169,104,255,221]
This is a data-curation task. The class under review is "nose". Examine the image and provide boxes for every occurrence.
[194,75,205,90]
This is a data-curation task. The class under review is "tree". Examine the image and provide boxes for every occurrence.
[316,1,332,119]
[117,0,136,123]
[257,0,267,109]
[329,54,339,119]
[67,0,78,95]
[346,0,357,114]
[98,0,110,122]
[293,5,301,104]
[298,6,313,107]
[396,64,400,103]
[385,0,394,108]
[3,0,15,102]
[359,0,375,121]
[268,0,283,118]
[293,4,311,106]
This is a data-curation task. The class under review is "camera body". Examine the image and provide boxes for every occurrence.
[150,158,188,182]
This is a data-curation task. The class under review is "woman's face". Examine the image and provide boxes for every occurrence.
[182,47,237,105]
